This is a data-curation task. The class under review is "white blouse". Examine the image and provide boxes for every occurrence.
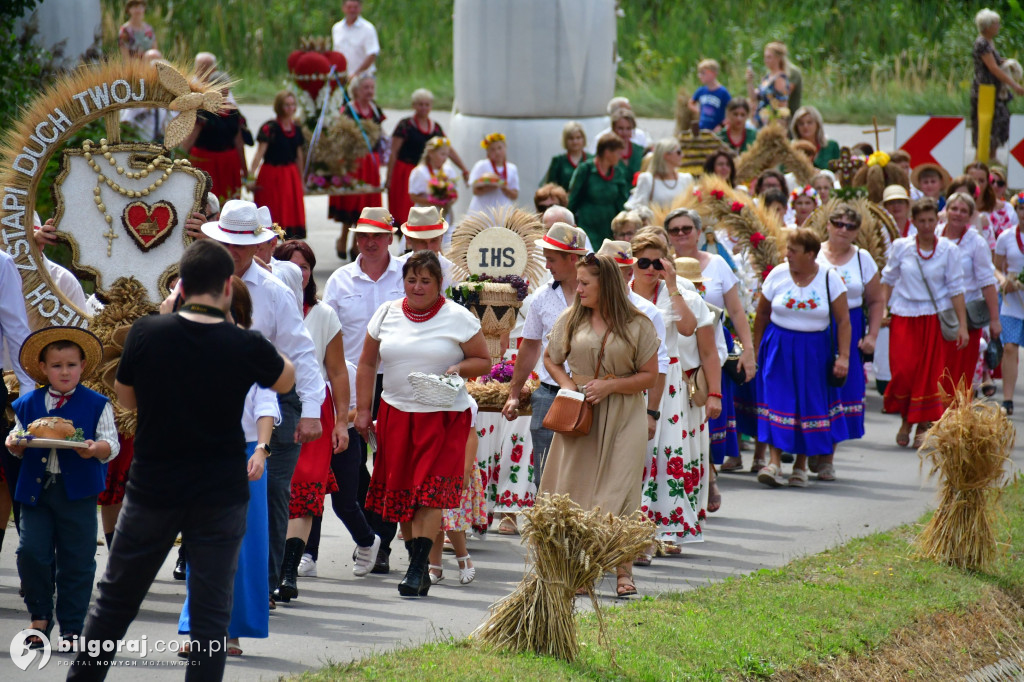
[937,226,997,302]
[467,160,519,216]
[996,228,1024,319]
[816,245,878,309]
[698,253,739,309]
[881,237,965,316]
[303,301,343,382]
[625,171,694,210]
[762,263,847,333]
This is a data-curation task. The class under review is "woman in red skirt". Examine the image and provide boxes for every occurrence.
[355,251,490,597]
[880,197,969,448]
[250,91,307,239]
[183,80,245,202]
[331,74,386,260]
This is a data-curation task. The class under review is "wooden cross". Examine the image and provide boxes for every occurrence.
[103,224,119,256]
[862,116,892,152]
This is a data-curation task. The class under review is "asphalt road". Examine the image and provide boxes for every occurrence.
[0,106,1016,680]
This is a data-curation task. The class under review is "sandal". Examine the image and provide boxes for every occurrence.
[26,619,51,650]
[758,463,783,488]
[1003,400,1014,416]
[497,516,518,535]
[707,479,722,513]
[428,565,444,585]
[913,422,932,450]
[896,424,911,448]
[788,468,809,488]
[660,541,682,556]
[815,462,836,481]
[227,644,243,656]
[720,456,744,472]
[749,456,767,473]
[616,574,638,599]
[981,381,997,397]
[456,555,476,584]
[633,553,652,567]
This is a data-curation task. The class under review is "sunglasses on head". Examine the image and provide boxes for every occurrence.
[582,252,599,266]
[666,224,696,236]
[830,219,859,231]
[636,257,664,270]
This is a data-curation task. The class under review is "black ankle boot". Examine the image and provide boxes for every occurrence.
[398,537,433,597]
[274,537,306,602]
[173,545,187,581]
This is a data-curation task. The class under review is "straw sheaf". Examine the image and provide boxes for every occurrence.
[850,162,910,204]
[305,116,381,178]
[804,198,897,272]
[467,378,539,413]
[734,121,817,187]
[446,206,546,293]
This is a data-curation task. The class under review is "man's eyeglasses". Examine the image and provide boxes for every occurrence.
[830,219,859,231]
[636,257,664,270]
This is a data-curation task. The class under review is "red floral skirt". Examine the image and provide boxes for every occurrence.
[190,146,244,201]
[288,386,338,518]
[328,152,382,223]
[884,315,957,423]
[254,162,306,237]
[98,434,134,506]
[365,400,471,523]
[386,159,416,227]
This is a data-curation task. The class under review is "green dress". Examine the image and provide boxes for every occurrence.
[717,127,757,154]
[568,159,630,246]
[813,139,841,170]
[619,142,646,183]
[543,152,588,190]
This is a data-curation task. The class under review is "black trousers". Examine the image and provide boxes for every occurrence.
[67,491,247,682]
[361,375,396,554]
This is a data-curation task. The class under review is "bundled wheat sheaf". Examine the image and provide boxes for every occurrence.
[734,121,818,187]
[804,197,897,272]
[472,494,655,661]
[304,116,380,180]
[915,381,1014,571]
[466,378,540,412]
[446,206,547,292]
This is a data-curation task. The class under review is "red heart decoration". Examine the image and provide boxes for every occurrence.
[121,200,177,252]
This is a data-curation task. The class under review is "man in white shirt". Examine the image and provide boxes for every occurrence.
[253,215,303,311]
[331,0,380,81]
[502,222,589,484]
[322,207,405,572]
[201,200,326,602]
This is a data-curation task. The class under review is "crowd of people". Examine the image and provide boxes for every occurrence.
[1,1,1022,678]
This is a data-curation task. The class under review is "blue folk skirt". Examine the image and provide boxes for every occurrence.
[756,324,849,456]
[833,306,866,440]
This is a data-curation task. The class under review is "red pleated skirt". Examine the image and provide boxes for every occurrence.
[289,385,338,518]
[328,152,382,223]
[883,315,957,423]
[190,146,244,201]
[98,434,134,506]
[943,326,983,395]
[365,400,471,523]
[387,159,416,226]
[254,163,306,236]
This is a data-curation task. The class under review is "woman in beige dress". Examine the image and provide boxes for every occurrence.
[540,253,660,598]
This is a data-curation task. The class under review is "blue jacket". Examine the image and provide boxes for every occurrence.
[12,385,110,505]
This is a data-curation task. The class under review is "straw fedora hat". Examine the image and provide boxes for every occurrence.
[401,206,448,240]
[910,163,952,192]
[351,207,396,234]
[201,200,276,245]
[534,222,588,254]
[881,184,910,204]
[674,257,709,282]
[596,239,636,265]
[20,327,104,386]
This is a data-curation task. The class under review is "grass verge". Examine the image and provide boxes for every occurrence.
[293,476,1024,682]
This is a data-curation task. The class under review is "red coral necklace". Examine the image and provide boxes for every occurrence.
[402,295,445,322]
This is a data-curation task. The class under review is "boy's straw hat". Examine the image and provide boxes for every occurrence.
[20,327,103,386]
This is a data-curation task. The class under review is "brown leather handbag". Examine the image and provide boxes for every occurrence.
[542,331,610,437]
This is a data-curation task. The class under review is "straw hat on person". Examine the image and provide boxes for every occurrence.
[20,327,103,386]
[534,222,588,254]
[596,239,637,265]
[352,207,396,234]
[910,163,952,192]
[201,199,276,245]
[882,184,910,205]
[401,206,448,240]
[674,257,709,282]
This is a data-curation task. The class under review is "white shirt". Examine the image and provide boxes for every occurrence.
[762,263,847,332]
[937,226,997,303]
[0,250,36,394]
[44,256,88,312]
[303,301,343,382]
[698,254,739,310]
[881,237,965,317]
[628,290,670,373]
[241,261,326,419]
[242,384,282,442]
[322,254,406,367]
[523,280,573,385]
[408,160,459,197]
[589,126,650,153]
[368,299,481,413]
[396,251,454,291]
[996,228,1024,318]
[10,388,120,472]
[331,15,379,76]
[467,160,520,217]
[270,257,304,311]
[677,286,717,370]
[625,172,694,210]
[816,245,878,309]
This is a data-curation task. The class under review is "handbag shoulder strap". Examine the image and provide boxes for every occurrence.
[593,329,611,381]
[913,253,942,315]
[825,266,837,356]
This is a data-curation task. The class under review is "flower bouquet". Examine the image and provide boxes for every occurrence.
[467,359,540,414]
[427,173,458,207]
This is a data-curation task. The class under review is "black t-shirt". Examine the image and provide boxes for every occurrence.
[256,120,305,166]
[116,314,285,507]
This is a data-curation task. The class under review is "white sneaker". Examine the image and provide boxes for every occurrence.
[297,553,317,577]
[353,535,381,577]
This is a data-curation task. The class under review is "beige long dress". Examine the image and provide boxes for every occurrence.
[539,312,661,517]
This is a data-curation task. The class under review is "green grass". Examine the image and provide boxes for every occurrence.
[293,477,1024,682]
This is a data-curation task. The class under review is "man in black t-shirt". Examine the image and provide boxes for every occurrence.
[69,241,294,681]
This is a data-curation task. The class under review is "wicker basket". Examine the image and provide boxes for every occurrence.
[407,372,465,408]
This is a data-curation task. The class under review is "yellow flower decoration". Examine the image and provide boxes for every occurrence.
[481,132,506,149]
[867,151,890,168]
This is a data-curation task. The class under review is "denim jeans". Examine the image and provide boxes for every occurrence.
[17,476,97,634]
[68,491,247,682]
[266,389,301,591]
[528,383,558,484]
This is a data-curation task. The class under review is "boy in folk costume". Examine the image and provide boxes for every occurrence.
[5,327,118,648]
